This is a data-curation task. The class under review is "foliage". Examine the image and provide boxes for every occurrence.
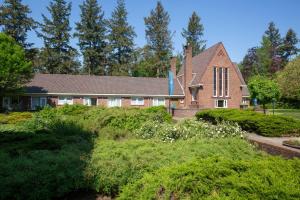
[196,109,300,137]
[107,0,136,76]
[0,0,36,48]
[256,36,272,75]
[248,75,280,112]
[37,0,79,74]
[182,11,206,56]
[119,157,300,200]
[0,112,32,124]
[87,138,259,196]
[135,119,245,142]
[281,29,299,64]
[74,0,107,75]
[276,56,300,100]
[0,33,33,95]
[239,47,259,82]
[144,1,173,77]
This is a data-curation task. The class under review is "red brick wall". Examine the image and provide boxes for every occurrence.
[173,108,199,118]
[197,45,243,108]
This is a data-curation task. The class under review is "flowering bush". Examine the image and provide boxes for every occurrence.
[135,119,245,142]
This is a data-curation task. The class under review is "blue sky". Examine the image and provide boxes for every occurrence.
[2,0,300,62]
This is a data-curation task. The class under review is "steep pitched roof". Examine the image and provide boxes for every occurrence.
[25,74,184,96]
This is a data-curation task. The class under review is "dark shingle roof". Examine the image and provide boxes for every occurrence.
[25,74,184,96]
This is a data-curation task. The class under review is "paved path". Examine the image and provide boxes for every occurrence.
[246,133,300,158]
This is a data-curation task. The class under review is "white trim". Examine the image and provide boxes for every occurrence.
[58,96,73,105]
[215,99,228,108]
[152,98,165,106]
[107,97,122,107]
[131,97,144,106]
[219,67,223,97]
[213,67,217,97]
[225,68,229,97]
[25,93,184,97]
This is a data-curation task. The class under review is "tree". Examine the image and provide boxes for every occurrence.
[182,11,206,56]
[281,29,299,64]
[144,1,173,77]
[276,56,300,100]
[256,36,272,75]
[248,75,280,114]
[132,45,157,77]
[0,0,35,48]
[37,0,79,74]
[0,33,32,95]
[108,0,136,76]
[240,47,259,82]
[74,0,107,75]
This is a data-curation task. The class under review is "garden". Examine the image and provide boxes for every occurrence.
[0,105,299,200]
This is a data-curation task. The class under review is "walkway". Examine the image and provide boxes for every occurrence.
[246,133,300,158]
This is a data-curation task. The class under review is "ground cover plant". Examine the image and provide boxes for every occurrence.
[0,105,299,200]
[196,109,300,137]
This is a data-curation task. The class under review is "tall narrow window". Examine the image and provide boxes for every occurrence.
[213,67,217,96]
[224,68,229,96]
[219,67,223,96]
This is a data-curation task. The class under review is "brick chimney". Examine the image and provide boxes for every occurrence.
[184,44,193,108]
[170,57,177,77]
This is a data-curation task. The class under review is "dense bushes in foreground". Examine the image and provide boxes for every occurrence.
[196,109,300,136]
[119,157,300,200]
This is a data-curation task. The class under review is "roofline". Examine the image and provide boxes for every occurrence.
[24,92,185,98]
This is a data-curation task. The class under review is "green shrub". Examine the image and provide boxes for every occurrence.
[86,138,260,196]
[119,157,300,200]
[135,119,245,142]
[196,109,300,136]
[0,112,32,124]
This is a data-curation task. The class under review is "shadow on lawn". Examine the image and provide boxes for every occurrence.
[0,120,97,200]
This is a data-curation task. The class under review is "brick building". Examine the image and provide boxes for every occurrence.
[0,42,249,111]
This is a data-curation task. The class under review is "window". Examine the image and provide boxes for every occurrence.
[83,97,91,106]
[108,98,122,107]
[2,97,11,110]
[224,68,229,96]
[31,97,47,110]
[213,67,217,96]
[153,98,165,106]
[58,96,73,105]
[191,88,198,101]
[91,98,97,106]
[242,98,248,105]
[215,99,227,108]
[219,67,223,96]
[131,97,144,106]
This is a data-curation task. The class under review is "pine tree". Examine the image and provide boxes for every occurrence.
[74,0,107,75]
[182,11,206,56]
[240,47,259,82]
[37,0,79,74]
[144,1,173,77]
[281,29,299,63]
[108,0,136,76]
[0,0,35,48]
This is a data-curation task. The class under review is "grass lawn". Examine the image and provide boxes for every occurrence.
[267,109,300,120]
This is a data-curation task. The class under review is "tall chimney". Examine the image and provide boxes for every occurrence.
[184,44,193,108]
[170,56,177,77]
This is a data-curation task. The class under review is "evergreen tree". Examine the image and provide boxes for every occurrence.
[75,0,107,75]
[182,11,206,56]
[108,0,136,76]
[281,28,299,63]
[144,1,173,77]
[0,0,35,48]
[37,0,79,74]
[240,47,259,82]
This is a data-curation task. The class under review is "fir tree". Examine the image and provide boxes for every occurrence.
[0,0,35,48]
[108,0,136,76]
[240,47,259,82]
[144,1,173,77]
[182,11,206,56]
[75,0,107,75]
[37,0,79,74]
[281,28,299,63]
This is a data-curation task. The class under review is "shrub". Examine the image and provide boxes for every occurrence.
[0,112,32,124]
[119,157,300,200]
[135,119,245,142]
[86,138,260,196]
[196,109,300,136]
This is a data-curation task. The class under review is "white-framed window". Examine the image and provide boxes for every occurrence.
[153,98,165,106]
[31,96,47,110]
[215,99,227,108]
[242,98,248,105]
[219,67,223,97]
[213,67,217,97]
[83,97,91,106]
[58,96,73,105]
[191,88,198,101]
[108,97,122,107]
[2,97,12,110]
[131,97,144,106]
[224,68,229,97]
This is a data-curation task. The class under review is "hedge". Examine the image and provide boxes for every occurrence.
[196,109,300,137]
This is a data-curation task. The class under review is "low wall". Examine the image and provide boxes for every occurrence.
[171,108,200,118]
